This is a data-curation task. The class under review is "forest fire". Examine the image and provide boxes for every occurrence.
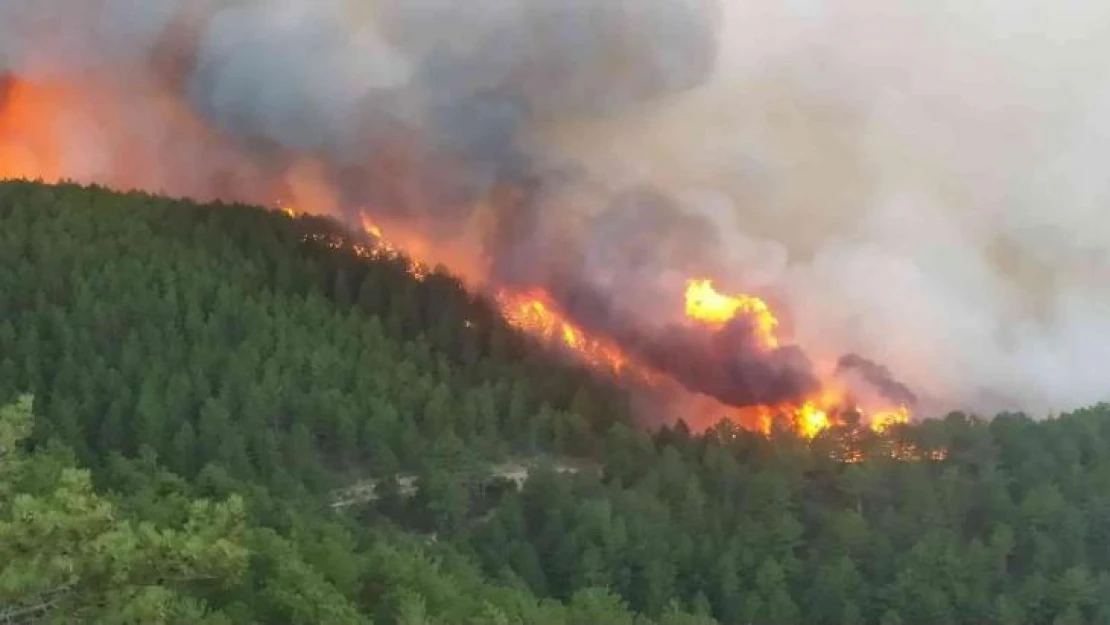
[350,216,911,439]
[713,391,909,440]
[0,51,916,444]
[677,281,912,436]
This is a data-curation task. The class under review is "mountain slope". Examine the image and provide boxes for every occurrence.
[4,181,1110,624]
[0,180,684,624]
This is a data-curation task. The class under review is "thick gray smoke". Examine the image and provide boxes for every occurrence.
[524,1,1110,417]
[3,0,1110,417]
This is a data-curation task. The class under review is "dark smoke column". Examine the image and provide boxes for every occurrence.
[836,354,918,407]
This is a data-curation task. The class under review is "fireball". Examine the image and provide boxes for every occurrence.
[684,279,779,349]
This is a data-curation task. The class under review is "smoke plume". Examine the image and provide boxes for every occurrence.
[3,0,1110,417]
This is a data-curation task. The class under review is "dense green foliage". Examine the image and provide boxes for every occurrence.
[1,395,248,624]
[3,180,1110,624]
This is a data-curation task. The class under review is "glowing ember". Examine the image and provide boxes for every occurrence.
[684,279,779,349]
[356,213,429,280]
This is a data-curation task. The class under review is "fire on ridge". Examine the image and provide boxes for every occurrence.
[0,76,913,443]
[353,214,910,440]
[503,280,912,439]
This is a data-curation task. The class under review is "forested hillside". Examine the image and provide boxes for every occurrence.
[4,180,1110,624]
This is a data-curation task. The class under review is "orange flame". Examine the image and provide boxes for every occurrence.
[797,401,832,438]
[0,75,272,202]
[869,405,912,433]
[0,79,67,182]
[353,214,430,280]
[720,398,910,441]
[360,214,384,239]
[498,289,636,377]
[684,279,779,349]
[679,279,911,438]
[353,210,487,285]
